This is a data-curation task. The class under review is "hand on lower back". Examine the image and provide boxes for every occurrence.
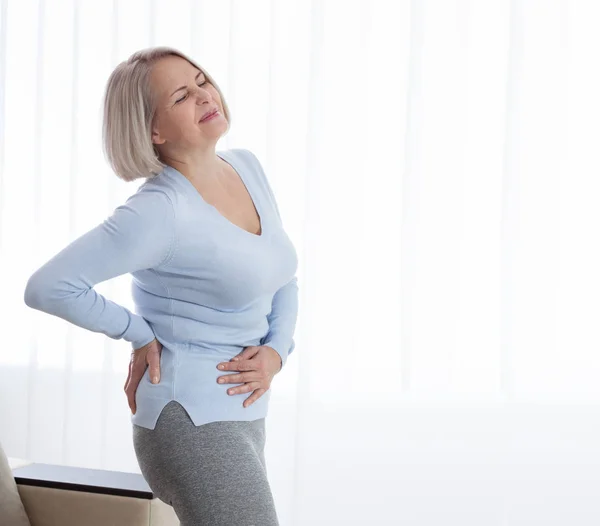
[124,338,162,414]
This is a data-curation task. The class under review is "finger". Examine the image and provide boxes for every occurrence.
[124,376,136,413]
[217,372,260,385]
[126,363,148,413]
[124,359,134,392]
[147,349,161,384]
[128,393,136,414]
[227,382,261,396]
[126,384,136,414]
[231,345,262,362]
[124,355,138,393]
[127,379,142,414]
[218,360,255,372]
[231,346,251,361]
[217,373,239,385]
[243,388,267,408]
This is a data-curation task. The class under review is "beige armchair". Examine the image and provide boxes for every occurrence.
[1,439,179,526]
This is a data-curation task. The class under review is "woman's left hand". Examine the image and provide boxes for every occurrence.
[216,345,282,408]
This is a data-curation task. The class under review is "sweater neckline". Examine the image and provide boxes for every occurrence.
[164,151,266,239]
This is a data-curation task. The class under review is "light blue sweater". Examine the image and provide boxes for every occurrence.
[24,148,299,430]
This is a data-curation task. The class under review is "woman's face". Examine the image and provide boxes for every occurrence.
[150,55,227,153]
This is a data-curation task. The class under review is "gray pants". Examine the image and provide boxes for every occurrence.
[132,400,280,526]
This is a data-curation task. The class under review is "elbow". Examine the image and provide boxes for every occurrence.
[24,268,84,313]
[24,270,54,310]
[24,273,43,309]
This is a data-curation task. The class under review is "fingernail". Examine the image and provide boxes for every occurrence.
[218,365,225,370]
[152,376,159,384]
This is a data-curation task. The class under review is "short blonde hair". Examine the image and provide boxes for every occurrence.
[102,46,231,182]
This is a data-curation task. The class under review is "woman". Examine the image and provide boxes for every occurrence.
[23,46,299,525]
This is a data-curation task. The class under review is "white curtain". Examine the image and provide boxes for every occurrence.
[2,0,600,524]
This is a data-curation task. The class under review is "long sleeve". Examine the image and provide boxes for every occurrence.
[261,276,299,370]
[240,148,300,370]
[23,188,176,350]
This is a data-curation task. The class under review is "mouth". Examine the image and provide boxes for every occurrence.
[199,109,219,122]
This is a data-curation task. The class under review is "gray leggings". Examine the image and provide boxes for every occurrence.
[132,400,280,526]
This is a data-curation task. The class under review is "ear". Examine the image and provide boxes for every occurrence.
[151,117,165,145]
[151,127,166,145]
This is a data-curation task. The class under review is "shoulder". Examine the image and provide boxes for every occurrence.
[98,183,175,264]
[124,184,174,212]
[220,148,262,170]
[109,183,175,234]
[130,174,178,211]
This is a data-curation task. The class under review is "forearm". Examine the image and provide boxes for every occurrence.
[24,275,155,350]
[261,276,299,370]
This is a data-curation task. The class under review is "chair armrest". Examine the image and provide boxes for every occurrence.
[13,462,153,499]
[13,463,179,526]
[7,457,34,470]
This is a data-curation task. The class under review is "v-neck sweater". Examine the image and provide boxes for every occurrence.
[23,148,299,430]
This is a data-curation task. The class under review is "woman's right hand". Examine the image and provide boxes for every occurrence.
[124,338,163,415]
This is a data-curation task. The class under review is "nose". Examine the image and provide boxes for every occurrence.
[192,85,211,104]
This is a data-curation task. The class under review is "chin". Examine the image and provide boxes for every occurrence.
[201,120,228,138]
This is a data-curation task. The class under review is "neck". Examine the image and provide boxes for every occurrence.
[161,146,225,183]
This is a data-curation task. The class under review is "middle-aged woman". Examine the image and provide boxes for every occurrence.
[24,46,299,525]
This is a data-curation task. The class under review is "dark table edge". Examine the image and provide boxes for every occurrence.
[12,462,155,500]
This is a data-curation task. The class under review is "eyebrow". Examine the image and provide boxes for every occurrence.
[170,71,204,97]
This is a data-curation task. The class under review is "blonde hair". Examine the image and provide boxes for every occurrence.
[102,46,231,182]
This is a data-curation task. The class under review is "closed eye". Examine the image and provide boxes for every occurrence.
[175,81,208,104]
